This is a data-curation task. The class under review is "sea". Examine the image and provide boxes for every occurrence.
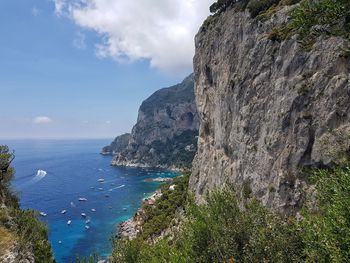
[2,139,178,263]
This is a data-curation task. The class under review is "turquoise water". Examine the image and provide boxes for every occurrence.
[3,139,178,262]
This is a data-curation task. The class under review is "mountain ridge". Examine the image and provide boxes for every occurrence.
[103,74,199,170]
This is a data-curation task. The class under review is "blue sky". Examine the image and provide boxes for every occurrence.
[0,0,211,139]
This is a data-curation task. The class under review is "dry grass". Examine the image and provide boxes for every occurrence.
[0,227,16,257]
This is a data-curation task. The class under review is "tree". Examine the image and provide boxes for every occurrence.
[0,145,15,183]
[209,0,237,14]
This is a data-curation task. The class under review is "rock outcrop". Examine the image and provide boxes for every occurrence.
[190,5,350,215]
[104,74,199,169]
[101,133,131,155]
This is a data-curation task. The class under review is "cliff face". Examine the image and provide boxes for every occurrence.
[190,6,350,214]
[101,133,131,155]
[106,74,199,169]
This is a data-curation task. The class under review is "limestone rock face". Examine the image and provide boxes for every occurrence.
[104,74,199,169]
[101,133,131,155]
[190,6,350,214]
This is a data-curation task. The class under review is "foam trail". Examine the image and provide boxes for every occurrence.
[102,179,119,184]
[36,170,47,178]
[17,170,48,189]
[108,184,125,192]
[31,170,47,183]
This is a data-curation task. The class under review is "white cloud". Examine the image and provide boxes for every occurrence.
[54,0,67,16]
[73,31,87,49]
[32,7,40,17]
[33,116,53,124]
[53,0,213,74]
[105,120,111,124]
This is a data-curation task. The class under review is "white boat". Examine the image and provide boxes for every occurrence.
[98,188,103,191]
[98,178,105,182]
[91,208,96,212]
[85,225,90,230]
[78,197,88,202]
[39,212,47,217]
[67,220,72,225]
[61,210,67,214]
[85,219,91,224]
[81,213,87,218]
[123,208,127,211]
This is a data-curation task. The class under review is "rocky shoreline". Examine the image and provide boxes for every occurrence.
[110,160,185,172]
[117,189,163,240]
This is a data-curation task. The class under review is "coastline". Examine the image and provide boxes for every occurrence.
[100,151,189,173]
[117,189,163,240]
[111,161,186,173]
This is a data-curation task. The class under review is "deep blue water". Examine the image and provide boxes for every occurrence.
[2,139,178,262]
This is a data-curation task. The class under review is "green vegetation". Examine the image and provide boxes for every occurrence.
[289,0,350,46]
[266,0,350,48]
[149,130,198,168]
[139,174,189,239]
[0,145,55,262]
[139,76,195,117]
[246,0,280,18]
[300,167,350,262]
[209,0,349,48]
[209,0,300,18]
[113,165,350,263]
[209,0,240,14]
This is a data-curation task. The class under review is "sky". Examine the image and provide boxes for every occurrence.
[0,0,212,139]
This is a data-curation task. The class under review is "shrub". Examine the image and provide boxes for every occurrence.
[0,145,55,263]
[300,167,350,262]
[288,0,350,46]
[247,0,280,18]
[139,174,189,240]
[113,186,303,263]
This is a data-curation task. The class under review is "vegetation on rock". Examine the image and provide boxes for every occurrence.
[112,165,350,262]
[209,0,300,17]
[0,145,55,262]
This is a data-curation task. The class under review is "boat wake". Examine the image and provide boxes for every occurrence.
[108,184,125,192]
[31,170,47,183]
[36,170,47,178]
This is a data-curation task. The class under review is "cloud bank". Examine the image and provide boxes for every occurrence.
[33,116,53,124]
[53,0,213,74]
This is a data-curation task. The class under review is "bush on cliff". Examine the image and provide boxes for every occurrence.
[288,0,350,46]
[113,165,350,262]
[139,174,189,239]
[300,167,350,262]
[0,145,55,262]
[112,186,303,262]
[208,0,300,18]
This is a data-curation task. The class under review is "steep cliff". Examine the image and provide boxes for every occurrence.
[104,74,199,169]
[101,133,131,155]
[190,3,350,214]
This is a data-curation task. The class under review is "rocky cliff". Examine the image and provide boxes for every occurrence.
[190,4,350,215]
[101,133,131,155]
[104,74,199,169]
